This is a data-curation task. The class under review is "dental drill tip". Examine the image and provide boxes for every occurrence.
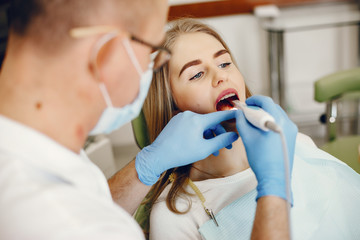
[231,100,244,110]
[231,100,277,132]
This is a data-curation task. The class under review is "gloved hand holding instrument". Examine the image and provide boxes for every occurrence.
[234,95,298,239]
[234,95,297,204]
[135,110,239,186]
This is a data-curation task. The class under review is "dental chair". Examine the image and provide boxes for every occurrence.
[314,67,360,173]
[132,110,150,150]
[131,110,152,239]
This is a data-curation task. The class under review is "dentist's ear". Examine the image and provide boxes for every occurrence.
[89,31,127,83]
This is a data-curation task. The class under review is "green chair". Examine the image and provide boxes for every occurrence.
[131,110,152,239]
[314,67,360,173]
[131,110,150,149]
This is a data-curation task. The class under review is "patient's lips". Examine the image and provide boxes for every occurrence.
[216,89,239,111]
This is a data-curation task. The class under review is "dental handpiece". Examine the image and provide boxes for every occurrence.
[231,100,280,132]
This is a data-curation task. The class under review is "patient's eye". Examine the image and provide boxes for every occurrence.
[190,72,203,81]
[219,62,231,68]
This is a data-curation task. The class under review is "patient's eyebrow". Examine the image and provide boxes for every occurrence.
[213,49,229,58]
[179,59,202,77]
[178,49,229,77]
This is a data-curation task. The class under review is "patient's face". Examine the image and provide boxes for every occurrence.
[169,32,246,114]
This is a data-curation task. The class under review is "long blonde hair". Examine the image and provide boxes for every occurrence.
[143,18,252,214]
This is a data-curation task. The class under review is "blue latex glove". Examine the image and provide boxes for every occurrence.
[135,110,239,185]
[204,124,233,156]
[235,95,298,203]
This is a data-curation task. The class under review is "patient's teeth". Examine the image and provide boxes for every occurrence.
[220,93,236,101]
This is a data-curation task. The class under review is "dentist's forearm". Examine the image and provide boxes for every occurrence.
[251,196,290,240]
[108,159,151,215]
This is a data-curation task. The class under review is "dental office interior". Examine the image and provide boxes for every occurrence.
[0,0,359,177]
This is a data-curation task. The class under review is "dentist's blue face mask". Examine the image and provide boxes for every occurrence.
[90,35,154,135]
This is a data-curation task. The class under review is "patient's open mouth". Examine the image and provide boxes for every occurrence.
[216,90,239,111]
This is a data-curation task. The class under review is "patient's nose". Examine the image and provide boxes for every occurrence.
[212,69,227,87]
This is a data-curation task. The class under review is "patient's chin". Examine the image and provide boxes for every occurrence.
[210,108,237,132]
[221,121,237,133]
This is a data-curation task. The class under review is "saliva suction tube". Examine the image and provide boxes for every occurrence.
[231,100,292,238]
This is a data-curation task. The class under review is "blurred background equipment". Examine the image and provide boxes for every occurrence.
[314,67,360,173]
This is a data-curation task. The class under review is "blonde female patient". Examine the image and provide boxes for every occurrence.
[138,18,360,240]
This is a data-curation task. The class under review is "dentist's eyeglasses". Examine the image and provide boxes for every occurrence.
[69,25,171,72]
[130,35,171,72]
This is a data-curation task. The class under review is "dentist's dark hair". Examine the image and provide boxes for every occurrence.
[7,0,156,53]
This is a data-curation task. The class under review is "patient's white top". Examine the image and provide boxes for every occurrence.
[150,133,360,240]
[0,115,144,240]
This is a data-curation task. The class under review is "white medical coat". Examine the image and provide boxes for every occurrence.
[0,115,144,240]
